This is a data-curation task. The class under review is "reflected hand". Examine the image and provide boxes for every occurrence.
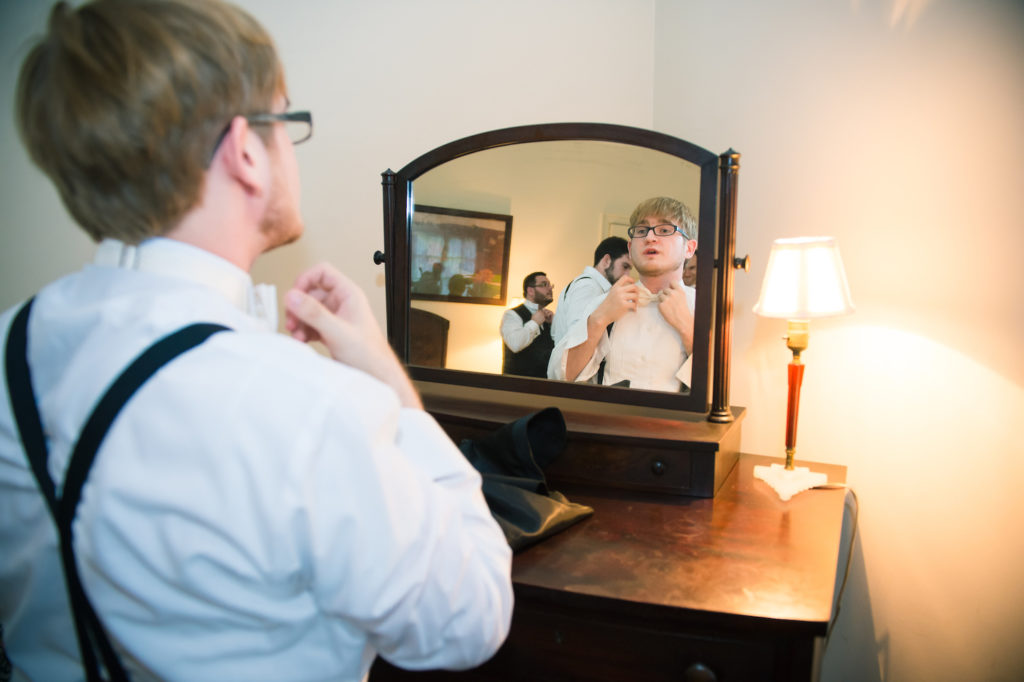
[658,280,694,354]
[592,276,638,328]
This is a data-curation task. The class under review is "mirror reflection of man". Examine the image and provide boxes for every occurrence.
[501,272,554,377]
[683,254,698,288]
[550,237,632,346]
[0,1,513,679]
[548,197,698,391]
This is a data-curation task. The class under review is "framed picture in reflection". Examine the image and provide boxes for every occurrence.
[410,205,513,305]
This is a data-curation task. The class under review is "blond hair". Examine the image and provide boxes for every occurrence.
[629,197,697,241]
[16,0,284,243]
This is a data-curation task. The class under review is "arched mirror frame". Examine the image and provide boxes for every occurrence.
[380,123,740,421]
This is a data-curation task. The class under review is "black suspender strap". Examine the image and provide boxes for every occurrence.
[4,297,230,681]
[5,300,57,517]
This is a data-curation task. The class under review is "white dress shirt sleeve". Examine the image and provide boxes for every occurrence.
[551,275,604,346]
[674,285,697,387]
[299,376,514,673]
[500,308,539,353]
[547,294,608,382]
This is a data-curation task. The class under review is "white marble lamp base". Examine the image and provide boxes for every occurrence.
[753,463,828,501]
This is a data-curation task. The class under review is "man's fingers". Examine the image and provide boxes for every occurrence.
[286,289,345,348]
[613,275,635,288]
[292,263,345,301]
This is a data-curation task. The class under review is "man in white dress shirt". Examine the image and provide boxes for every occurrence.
[499,272,554,378]
[547,197,698,391]
[550,236,632,347]
[0,1,513,680]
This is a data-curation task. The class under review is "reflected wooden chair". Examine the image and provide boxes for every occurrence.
[408,308,449,368]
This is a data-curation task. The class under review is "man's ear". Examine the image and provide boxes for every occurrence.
[597,254,611,271]
[685,240,697,258]
[215,116,269,198]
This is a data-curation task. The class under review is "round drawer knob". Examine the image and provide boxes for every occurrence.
[684,662,716,682]
[650,459,666,476]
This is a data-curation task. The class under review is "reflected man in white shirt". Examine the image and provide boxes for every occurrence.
[0,1,513,680]
[500,272,554,377]
[548,197,698,391]
[550,236,632,347]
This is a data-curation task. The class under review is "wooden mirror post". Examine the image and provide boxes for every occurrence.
[709,149,741,423]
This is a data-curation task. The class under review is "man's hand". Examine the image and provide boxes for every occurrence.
[591,276,637,328]
[563,277,637,382]
[531,308,553,325]
[658,280,694,355]
[284,262,421,409]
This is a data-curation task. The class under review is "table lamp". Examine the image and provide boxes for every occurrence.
[752,237,854,500]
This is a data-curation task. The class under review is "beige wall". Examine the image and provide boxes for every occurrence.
[2,0,1022,680]
[0,0,656,311]
[654,1,1024,680]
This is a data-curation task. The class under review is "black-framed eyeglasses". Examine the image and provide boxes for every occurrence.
[209,110,313,164]
[246,110,313,145]
[627,223,683,239]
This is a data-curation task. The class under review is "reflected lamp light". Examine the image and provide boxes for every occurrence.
[752,237,855,500]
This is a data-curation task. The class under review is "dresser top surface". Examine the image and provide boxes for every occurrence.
[511,454,849,631]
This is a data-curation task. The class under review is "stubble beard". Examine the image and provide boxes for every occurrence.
[259,164,303,252]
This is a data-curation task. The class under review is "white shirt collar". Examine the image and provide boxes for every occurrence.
[522,299,540,313]
[582,265,613,293]
[93,238,278,329]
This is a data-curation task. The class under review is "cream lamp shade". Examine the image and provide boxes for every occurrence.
[751,236,854,500]
[753,237,855,319]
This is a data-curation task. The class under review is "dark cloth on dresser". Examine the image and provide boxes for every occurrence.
[459,407,593,551]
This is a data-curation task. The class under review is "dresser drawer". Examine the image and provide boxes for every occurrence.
[490,603,777,682]
[372,601,794,682]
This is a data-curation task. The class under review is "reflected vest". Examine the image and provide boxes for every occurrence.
[502,304,553,378]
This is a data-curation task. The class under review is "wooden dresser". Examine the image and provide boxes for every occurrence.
[371,399,850,682]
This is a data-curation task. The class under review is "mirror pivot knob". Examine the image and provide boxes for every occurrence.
[733,255,750,272]
[373,250,386,265]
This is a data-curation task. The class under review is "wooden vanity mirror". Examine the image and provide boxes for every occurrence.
[379,123,742,421]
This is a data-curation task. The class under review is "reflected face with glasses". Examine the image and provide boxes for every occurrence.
[525,274,554,306]
[627,217,696,279]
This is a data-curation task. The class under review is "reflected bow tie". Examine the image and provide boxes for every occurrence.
[636,284,664,307]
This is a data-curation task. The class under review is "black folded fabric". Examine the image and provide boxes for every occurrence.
[459,407,593,551]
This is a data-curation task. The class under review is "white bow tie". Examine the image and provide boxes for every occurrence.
[636,284,664,307]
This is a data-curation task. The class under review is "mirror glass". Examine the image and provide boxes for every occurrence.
[387,126,720,412]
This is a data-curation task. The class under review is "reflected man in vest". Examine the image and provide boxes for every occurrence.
[500,272,554,377]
